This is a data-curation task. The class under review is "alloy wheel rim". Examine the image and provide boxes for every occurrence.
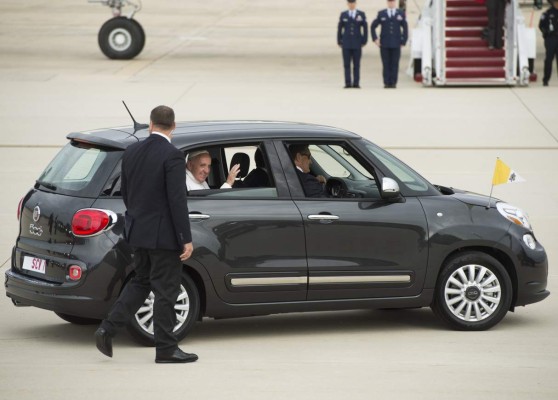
[444,264,501,322]
[108,28,132,51]
[134,284,190,335]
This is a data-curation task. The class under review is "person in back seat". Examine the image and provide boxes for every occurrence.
[235,148,270,188]
[186,150,240,191]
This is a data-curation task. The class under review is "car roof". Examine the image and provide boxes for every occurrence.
[67,121,361,149]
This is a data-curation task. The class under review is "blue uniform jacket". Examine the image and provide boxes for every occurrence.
[539,6,558,38]
[371,9,408,48]
[337,10,368,49]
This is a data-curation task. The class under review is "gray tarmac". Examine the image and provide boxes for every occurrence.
[0,1,557,399]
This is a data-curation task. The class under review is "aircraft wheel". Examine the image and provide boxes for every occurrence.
[98,17,145,60]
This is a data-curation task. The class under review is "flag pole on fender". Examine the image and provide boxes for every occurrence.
[487,158,526,209]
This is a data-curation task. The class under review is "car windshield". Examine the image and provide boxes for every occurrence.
[310,144,373,181]
[37,141,121,197]
[361,140,433,193]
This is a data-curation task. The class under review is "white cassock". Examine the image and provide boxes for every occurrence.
[186,169,232,191]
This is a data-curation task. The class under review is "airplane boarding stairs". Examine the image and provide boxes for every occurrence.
[411,0,537,86]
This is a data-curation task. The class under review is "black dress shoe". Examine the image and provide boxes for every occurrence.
[155,348,198,364]
[95,327,113,358]
[543,81,548,87]
[353,84,361,88]
[344,84,352,89]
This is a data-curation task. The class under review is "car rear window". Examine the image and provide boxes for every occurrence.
[36,141,122,197]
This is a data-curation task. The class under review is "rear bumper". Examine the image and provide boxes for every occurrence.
[5,269,111,319]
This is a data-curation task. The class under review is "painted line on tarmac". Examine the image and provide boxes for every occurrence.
[122,1,250,79]
[385,146,558,150]
[0,256,10,271]
[1,145,558,150]
[511,87,558,144]
[0,145,62,148]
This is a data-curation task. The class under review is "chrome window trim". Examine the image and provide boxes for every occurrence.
[230,277,307,286]
[310,275,411,284]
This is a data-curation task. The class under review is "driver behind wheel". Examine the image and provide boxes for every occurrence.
[289,144,328,198]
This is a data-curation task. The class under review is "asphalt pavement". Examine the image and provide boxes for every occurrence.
[0,1,557,399]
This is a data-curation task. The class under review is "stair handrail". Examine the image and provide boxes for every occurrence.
[414,0,435,85]
[504,0,517,83]
[510,0,531,85]
[432,0,446,84]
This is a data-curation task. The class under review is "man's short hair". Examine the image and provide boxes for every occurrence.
[150,105,175,129]
[289,144,310,161]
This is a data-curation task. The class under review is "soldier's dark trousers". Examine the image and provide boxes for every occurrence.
[380,47,401,86]
[487,0,505,49]
[343,48,362,86]
[543,36,558,84]
[100,248,182,355]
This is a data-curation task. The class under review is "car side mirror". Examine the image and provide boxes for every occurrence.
[381,177,400,199]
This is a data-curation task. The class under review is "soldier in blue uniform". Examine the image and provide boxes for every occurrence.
[371,0,408,88]
[337,0,368,88]
[539,0,558,86]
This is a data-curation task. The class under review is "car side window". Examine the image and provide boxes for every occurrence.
[184,143,278,198]
[287,142,381,199]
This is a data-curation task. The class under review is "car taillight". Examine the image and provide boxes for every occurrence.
[17,197,24,221]
[72,209,113,237]
[68,265,83,281]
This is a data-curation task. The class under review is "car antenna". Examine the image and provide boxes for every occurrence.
[122,100,149,134]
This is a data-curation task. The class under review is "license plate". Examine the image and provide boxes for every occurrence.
[22,256,47,275]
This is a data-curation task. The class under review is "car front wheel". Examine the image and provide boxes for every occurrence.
[127,272,200,346]
[432,251,512,331]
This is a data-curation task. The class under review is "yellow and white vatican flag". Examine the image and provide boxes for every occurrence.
[488,158,526,207]
[492,158,526,186]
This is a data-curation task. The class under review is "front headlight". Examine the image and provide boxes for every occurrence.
[496,202,532,230]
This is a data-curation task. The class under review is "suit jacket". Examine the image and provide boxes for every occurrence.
[371,9,408,48]
[121,134,192,250]
[296,169,327,198]
[337,10,368,49]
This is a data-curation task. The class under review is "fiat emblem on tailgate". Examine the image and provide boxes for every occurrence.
[33,206,41,222]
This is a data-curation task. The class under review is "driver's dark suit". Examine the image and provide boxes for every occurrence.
[296,169,327,198]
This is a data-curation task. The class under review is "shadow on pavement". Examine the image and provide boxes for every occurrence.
[5,307,541,348]
[188,308,443,343]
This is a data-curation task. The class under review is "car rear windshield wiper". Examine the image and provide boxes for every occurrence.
[35,180,57,191]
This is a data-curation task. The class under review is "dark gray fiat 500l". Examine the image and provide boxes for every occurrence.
[5,121,549,345]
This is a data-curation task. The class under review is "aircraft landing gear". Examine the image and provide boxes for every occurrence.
[89,0,145,59]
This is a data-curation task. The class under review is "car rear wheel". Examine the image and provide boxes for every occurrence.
[55,312,100,325]
[98,17,145,59]
[127,272,200,346]
[431,251,512,331]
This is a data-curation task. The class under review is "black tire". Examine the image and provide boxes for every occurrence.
[431,251,512,331]
[98,17,145,60]
[55,312,101,325]
[127,272,200,347]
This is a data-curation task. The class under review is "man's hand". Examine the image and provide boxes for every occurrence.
[316,175,327,184]
[226,164,241,186]
[374,39,380,47]
[180,242,193,261]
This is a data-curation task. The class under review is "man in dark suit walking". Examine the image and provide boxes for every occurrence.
[371,0,408,88]
[337,0,368,88]
[289,144,327,198]
[95,105,197,364]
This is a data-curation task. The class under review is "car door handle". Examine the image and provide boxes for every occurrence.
[308,214,340,221]
[189,213,210,220]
